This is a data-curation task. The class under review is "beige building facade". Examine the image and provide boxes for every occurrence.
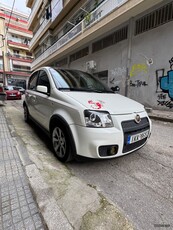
[0,3,33,88]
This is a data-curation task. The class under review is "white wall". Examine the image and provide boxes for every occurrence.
[69,18,173,110]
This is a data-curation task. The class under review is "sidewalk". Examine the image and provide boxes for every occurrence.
[0,106,46,230]
[146,108,173,123]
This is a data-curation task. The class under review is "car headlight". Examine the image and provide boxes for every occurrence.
[84,110,113,128]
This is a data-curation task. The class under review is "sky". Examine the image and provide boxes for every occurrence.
[0,0,31,15]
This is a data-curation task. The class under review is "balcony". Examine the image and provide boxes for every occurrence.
[28,0,43,30]
[6,23,32,36]
[32,22,83,67]
[12,67,31,72]
[29,18,51,50]
[26,0,34,8]
[8,53,33,62]
[5,70,30,77]
[7,40,29,50]
[31,0,128,69]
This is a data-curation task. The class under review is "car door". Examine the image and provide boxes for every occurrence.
[26,71,39,120]
[33,69,53,129]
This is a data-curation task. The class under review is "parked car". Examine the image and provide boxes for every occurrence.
[23,67,152,162]
[3,86,22,100]
[13,86,25,94]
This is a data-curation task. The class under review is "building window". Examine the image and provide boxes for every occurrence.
[0,59,3,70]
[13,50,20,58]
[135,2,173,35]
[56,58,68,67]
[70,47,89,62]
[92,25,128,53]
[13,65,30,72]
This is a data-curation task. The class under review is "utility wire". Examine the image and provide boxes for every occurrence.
[4,0,16,40]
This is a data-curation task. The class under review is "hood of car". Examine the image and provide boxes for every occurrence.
[5,90,19,94]
[64,92,144,114]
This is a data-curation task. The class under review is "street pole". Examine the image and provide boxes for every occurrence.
[125,17,133,97]
[2,50,7,86]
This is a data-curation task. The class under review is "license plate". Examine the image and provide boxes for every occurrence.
[127,130,149,144]
[10,94,15,96]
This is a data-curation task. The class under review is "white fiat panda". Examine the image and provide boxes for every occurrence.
[23,67,151,162]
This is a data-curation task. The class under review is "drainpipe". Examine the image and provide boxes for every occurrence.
[2,50,7,86]
[125,17,133,97]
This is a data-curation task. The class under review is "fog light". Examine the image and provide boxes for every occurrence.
[99,145,118,157]
[109,146,118,155]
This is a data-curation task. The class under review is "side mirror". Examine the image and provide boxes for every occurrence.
[111,86,120,92]
[37,85,48,94]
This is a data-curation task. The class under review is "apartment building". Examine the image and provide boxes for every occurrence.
[0,3,33,88]
[27,0,173,110]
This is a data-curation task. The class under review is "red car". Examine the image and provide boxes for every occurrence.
[3,86,22,100]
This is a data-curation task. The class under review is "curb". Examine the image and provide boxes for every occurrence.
[148,114,173,123]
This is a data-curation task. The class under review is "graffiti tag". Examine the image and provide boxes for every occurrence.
[130,64,148,77]
[160,70,173,100]
[157,94,173,109]
[130,80,148,87]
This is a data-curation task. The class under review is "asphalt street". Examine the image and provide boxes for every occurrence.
[2,98,173,230]
[69,119,173,230]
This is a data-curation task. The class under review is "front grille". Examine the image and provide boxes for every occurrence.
[122,117,150,153]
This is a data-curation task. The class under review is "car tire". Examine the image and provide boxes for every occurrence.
[51,124,73,162]
[24,105,30,123]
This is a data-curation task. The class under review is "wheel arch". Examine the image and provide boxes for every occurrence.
[23,100,27,107]
[49,115,77,158]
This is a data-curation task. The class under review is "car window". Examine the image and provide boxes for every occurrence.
[37,70,50,93]
[28,71,38,90]
[4,86,14,90]
[50,68,112,93]
[49,68,69,88]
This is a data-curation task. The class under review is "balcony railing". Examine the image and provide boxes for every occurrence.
[83,0,128,29]
[28,0,43,27]
[7,40,29,49]
[29,18,51,48]
[32,22,82,67]
[31,0,128,68]
[12,68,31,73]
[8,53,34,61]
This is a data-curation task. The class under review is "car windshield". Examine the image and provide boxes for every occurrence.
[49,68,113,93]
[4,86,14,90]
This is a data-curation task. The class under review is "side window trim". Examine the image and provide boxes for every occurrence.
[37,70,51,94]
[28,71,39,91]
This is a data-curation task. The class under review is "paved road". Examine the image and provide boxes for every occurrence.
[68,120,173,230]
[4,99,173,230]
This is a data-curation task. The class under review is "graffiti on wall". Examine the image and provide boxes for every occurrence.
[157,93,173,108]
[110,67,126,84]
[129,63,149,87]
[109,67,126,89]
[156,58,173,109]
[130,63,148,78]
[130,80,148,87]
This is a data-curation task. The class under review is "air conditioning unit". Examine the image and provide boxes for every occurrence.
[86,60,96,70]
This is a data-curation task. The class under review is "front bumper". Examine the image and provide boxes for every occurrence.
[70,111,151,159]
